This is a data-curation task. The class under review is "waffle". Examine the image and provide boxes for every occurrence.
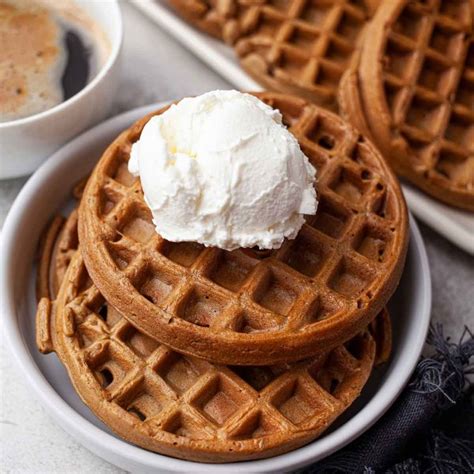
[78,92,407,365]
[38,201,393,365]
[348,0,474,211]
[233,0,380,109]
[36,241,393,462]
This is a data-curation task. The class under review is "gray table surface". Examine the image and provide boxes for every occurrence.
[1,2,473,473]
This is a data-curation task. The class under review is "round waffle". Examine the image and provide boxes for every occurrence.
[233,0,380,109]
[78,92,408,366]
[351,0,474,210]
[36,246,390,462]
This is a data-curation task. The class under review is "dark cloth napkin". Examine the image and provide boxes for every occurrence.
[302,325,474,474]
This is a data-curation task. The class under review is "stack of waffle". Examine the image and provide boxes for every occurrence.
[36,92,409,462]
[168,0,474,210]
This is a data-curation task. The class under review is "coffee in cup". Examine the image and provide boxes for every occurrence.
[0,0,110,123]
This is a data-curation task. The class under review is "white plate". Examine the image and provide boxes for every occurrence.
[130,0,474,255]
[1,104,431,473]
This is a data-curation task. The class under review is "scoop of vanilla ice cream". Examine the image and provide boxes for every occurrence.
[129,90,317,251]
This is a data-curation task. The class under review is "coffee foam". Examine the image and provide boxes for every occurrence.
[0,0,111,123]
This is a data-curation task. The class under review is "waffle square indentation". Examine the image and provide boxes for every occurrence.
[277,48,309,77]
[115,374,167,422]
[161,240,204,267]
[139,267,177,306]
[154,352,206,395]
[353,225,391,263]
[455,77,474,109]
[99,188,121,216]
[326,38,352,63]
[316,62,344,88]
[118,205,155,244]
[270,378,320,425]
[392,6,424,40]
[161,410,212,439]
[384,39,417,80]
[435,149,471,183]
[208,251,255,292]
[116,324,160,359]
[283,234,326,277]
[113,161,136,187]
[302,3,331,25]
[191,374,251,426]
[429,24,464,58]
[253,269,299,316]
[178,287,227,327]
[383,81,406,118]
[405,95,445,135]
[311,198,350,238]
[107,246,135,272]
[87,341,136,392]
[76,318,106,350]
[328,257,374,297]
[228,410,279,439]
[256,10,283,37]
[91,302,122,328]
[329,166,369,202]
[288,25,319,49]
[306,114,346,153]
[418,57,454,96]
[302,294,342,325]
[308,351,348,398]
[445,114,473,150]
[335,10,364,42]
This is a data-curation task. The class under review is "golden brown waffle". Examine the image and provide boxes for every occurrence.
[350,0,474,211]
[233,0,380,109]
[78,92,408,365]
[36,248,391,462]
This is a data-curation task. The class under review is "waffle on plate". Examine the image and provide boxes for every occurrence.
[77,92,408,365]
[342,0,474,210]
[36,209,390,462]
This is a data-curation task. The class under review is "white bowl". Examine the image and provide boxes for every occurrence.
[1,104,432,473]
[0,0,122,180]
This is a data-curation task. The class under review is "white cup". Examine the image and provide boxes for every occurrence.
[0,0,123,179]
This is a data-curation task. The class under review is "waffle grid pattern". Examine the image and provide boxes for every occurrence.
[235,0,373,105]
[59,261,375,452]
[84,96,402,352]
[369,0,474,193]
[37,195,390,460]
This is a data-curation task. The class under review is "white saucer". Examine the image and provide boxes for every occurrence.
[1,104,431,473]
